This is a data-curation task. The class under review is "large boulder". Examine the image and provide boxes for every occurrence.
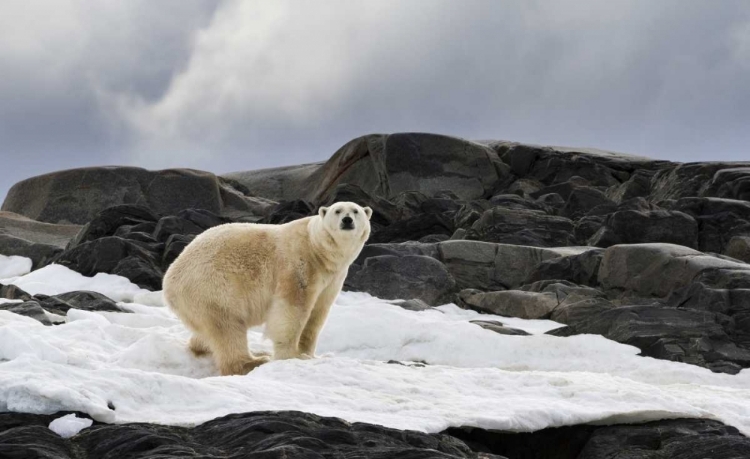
[2,167,265,225]
[550,305,750,374]
[0,211,80,268]
[226,133,507,204]
[597,243,750,299]
[345,255,456,305]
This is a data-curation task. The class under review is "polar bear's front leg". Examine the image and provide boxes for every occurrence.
[266,297,315,360]
[298,275,345,357]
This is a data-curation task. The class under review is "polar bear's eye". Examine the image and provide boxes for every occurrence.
[353,209,359,214]
[335,210,341,215]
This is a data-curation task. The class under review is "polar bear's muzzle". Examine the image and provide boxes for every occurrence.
[340,216,355,230]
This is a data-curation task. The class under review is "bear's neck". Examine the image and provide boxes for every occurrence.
[307,218,360,273]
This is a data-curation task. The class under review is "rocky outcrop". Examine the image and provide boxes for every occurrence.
[225,133,508,204]
[1,167,273,225]
[0,211,80,268]
[0,411,489,459]
[448,418,750,459]
[4,412,749,459]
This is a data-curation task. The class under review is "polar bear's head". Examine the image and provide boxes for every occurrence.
[318,201,372,240]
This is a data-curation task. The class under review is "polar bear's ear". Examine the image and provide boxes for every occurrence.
[319,206,329,217]
[363,207,373,220]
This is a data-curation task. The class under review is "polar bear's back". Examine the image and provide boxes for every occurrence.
[163,219,311,327]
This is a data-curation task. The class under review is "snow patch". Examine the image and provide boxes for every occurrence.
[2,264,151,302]
[0,254,32,279]
[1,288,749,434]
[48,413,93,438]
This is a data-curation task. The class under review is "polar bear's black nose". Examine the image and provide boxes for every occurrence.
[341,216,354,229]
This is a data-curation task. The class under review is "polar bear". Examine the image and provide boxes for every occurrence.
[163,202,372,375]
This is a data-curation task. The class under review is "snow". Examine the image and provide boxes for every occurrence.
[1,264,152,302]
[48,413,93,438]
[1,256,750,435]
[0,254,32,279]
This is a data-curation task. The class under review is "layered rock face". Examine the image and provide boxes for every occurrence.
[3,132,750,457]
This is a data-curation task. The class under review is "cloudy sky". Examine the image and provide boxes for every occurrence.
[1,1,749,201]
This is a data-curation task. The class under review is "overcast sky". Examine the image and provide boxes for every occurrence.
[1,0,749,201]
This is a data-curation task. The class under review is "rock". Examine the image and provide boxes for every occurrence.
[0,283,33,301]
[465,208,575,247]
[577,419,750,459]
[322,183,401,226]
[162,234,195,268]
[345,255,456,305]
[666,197,750,254]
[588,210,698,248]
[549,297,614,325]
[703,167,750,201]
[0,301,51,325]
[725,236,750,263]
[488,194,550,213]
[506,178,543,198]
[651,162,750,202]
[462,290,559,319]
[227,133,506,204]
[524,248,604,286]
[0,211,80,268]
[67,205,160,249]
[0,411,483,459]
[36,291,126,315]
[469,320,530,336]
[605,169,654,203]
[450,418,750,459]
[260,200,315,224]
[222,162,324,202]
[0,234,62,270]
[489,141,664,187]
[1,167,233,224]
[437,240,595,290]
[112,256,164,291]
[549,305,750,373]
[597,243,750,299]
[152,216,204,243]
[561,187,614,219]
[390,298,433,311]
[53,236,163,290]
[370,213,454,244]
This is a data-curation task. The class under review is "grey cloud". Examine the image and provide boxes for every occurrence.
[1,0,749,202]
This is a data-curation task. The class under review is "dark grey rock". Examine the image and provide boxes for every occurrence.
[549,305,750,373]
[469,320,530,336]
[0,283,33,301]
[0,411,487,459]
[370,213,454,244]
[588,210,698,248]
[36,290,127,315]
[450,418,750,459]
[725,236,750,263]
[2,167,227,225]
[465,208,575,247]
[524,249,604,286]
[561,187,614,219]
[346,255,456,305]
[461,290,559,319]
[0,301,51,325]
[53,236,163,291]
